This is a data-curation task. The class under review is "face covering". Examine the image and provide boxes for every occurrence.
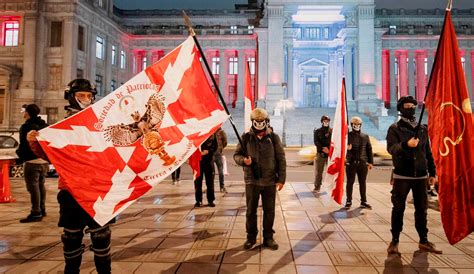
[352,124,361,131]
[252,119,268,133]
[400,107,416,119]
[322,121,329,127]
[76,97,92,109]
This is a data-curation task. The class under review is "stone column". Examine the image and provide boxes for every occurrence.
[105,37,113,94]
[237,49,245,108]
[63,18,76,89]
[219,50,228,100]
[356,5,379,114]
[89,28,97,84]
[408,50,415,97]
[20,15,37,99]
[255,28,268,103]
[328,52,337,106]
[415,51,427,102]
[292,56,299,105]
[398,50,408,97]
[344,42,354,101]
[465,50,473,102]
[323,67,329,107]
[266,5,285,112]
[375,31,383,100]
[389,50,397,109]
[287,43,293,99]
[382,50,389,104]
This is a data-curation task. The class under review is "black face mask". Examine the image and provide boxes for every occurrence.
[400,107,416,119]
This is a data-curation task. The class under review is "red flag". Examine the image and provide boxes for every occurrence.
[324,78,348,204]
[426,9,474,244]
[188,150,202,180]
[37,37,228,225]
[244,61,254,132]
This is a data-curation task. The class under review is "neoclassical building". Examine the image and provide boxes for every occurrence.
[0,0,473,131]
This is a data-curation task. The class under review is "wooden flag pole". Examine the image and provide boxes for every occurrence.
[182,11,246,152]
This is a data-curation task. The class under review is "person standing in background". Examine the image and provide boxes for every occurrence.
[214,127,228,192]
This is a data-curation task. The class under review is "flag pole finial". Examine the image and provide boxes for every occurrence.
[446,0,453,11]
[182,10,196,36]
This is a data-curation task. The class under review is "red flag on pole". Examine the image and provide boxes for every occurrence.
[425,8,474,244]
[324,78,348,204]
[37,37,228,226]
[244,61,254,133]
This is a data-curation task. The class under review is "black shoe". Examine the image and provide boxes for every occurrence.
[20,214,43,223]
[360,202,372,209]
[263,238,279,250]
[194,202,202,207]
[243,239,256,250]
[344,201,352,209]
[313,187,320,193]
[208,202,216,207]
[41,210,46,217]
[427,190,437,197]
[387,241,400,255]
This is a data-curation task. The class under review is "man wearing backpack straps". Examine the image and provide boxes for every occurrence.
[234,108,287,250]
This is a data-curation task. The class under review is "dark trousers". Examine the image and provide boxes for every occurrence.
[390,178,429,242]
[58,190,113,274]
[171,167,181,181]
[245,184,276,240]
[194,162,215,203]
[214,154,225,188]
[345,161,368,203]
[314,155,328,188]
[23,162,49,215]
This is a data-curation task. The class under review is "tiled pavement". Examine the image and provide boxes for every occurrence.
[1,170,474,273]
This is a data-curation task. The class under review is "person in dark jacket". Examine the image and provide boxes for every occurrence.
[345,116,373,209]
[234,108,286,250]
[17,104,49,223]
[386,96,442,255]
[313,115,332,192]
[214,127,228,192]
[194,133,218,207]
[27,79,113,274]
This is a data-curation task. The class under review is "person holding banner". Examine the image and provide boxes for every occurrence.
[194,133,218,207]
[27,79,113,274]
[234,108,286,251]
[214,127,228,193]
[386,96,442,255]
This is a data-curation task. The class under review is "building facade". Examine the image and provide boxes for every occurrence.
[0,0,473,130]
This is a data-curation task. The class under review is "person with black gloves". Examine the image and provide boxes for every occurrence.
[313,115,332,192]
[345,116,373,209]
[27,79,113,274]
[386,95,442,255]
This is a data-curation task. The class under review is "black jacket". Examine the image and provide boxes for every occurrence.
[347,131,373,164]
[313,126,332,156]
[386,120,436,178]
[234,128,286,186]
[200,134,217,164]
[16,116,48,162]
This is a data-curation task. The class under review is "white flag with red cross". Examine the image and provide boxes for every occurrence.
[37,37,228,226]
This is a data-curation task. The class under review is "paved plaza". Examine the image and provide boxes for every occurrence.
[1,150,473,274]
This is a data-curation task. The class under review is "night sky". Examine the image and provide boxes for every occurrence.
[113,0,473,10]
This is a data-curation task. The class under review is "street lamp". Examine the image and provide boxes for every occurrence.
[276,99,294,146]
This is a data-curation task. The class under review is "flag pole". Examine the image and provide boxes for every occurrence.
[343,77,349,125]
[182,11,246,152]
[414,1,451,137]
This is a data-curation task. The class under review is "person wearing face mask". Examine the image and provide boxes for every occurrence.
[345,116,373,209]
[386,96,441,255]
[312,115,332,192]
[27,79,115,274]
[234,108,286,251]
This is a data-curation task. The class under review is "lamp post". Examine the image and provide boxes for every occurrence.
[277,99,293,147]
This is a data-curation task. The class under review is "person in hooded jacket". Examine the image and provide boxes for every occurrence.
[17,104,49,223]
[345,116,373,209]
[386,95,442,255]
[27,79,113,274]
[313,115,332,192]
[234,108,286,251]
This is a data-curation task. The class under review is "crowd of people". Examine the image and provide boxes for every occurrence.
[16,77,443,273]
